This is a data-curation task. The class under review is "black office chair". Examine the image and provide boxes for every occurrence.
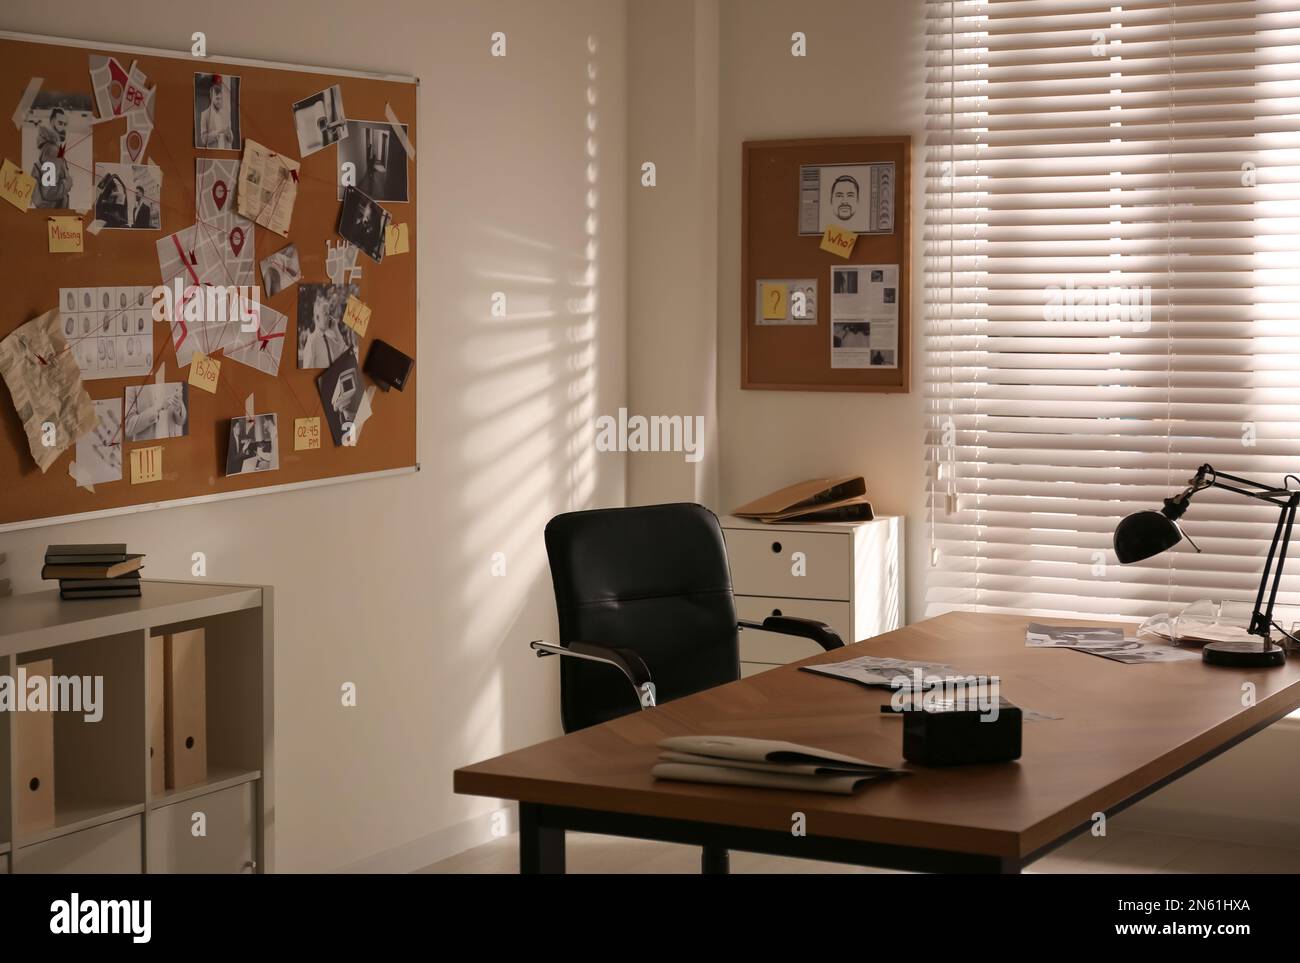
[532,502,845,874]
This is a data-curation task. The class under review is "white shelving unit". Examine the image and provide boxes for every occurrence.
[0,580,273,873]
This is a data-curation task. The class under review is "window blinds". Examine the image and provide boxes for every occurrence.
[924,0,1300,620]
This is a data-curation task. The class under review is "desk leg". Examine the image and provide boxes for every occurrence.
[701,845,730,874]
[519,803,566,874]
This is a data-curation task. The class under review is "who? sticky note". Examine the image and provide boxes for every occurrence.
[188,352,221,394]
[130,446,163,484]
[47,216,84,253]
[760,283,788,320]
[342,296,371,338]
[820,225,858,259]
[0,159,36,211]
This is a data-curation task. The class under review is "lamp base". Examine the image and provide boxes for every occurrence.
[1202,640,1287,668]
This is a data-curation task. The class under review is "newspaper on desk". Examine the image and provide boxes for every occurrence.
[1025,622,1199,664]
[802,655,954,688]
[0,308,98,472]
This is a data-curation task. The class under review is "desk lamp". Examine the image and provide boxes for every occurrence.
[1113,464,1298,667]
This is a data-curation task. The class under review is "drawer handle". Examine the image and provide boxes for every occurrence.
[771,608,783,617]
[29,777,40,792]
[771,541,782,554]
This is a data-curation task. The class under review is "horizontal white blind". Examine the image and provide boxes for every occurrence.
[925,0,1300,620]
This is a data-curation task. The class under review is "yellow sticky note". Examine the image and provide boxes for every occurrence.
[0,158,36,211]
[342,295,371,338]
[188,352,221,394]
[47,216,84,253]
[130,446,163,484]
[294,416,321,451]
[385,223,410,256]
[820,225,858,259]
[760,283,788,320]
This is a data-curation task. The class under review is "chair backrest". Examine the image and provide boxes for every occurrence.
[544,503,740,732]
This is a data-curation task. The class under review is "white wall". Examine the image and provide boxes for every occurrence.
[0,0,627,872]
[715,0,929,622]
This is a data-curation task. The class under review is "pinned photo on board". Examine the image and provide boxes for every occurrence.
[337,187,391,263]
[93,163,161,230]
[124,382,189,441]
[194,73,241,150]
[225,413,280,475]
[21,90,94,212]
[297,283,359,368]
[260,244,302,298]
[293,84,349,157]
[317,349,365,447]
[337,120,409,202]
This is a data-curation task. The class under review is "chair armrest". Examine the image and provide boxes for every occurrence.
[738,616,846,652]
[529,640,657,707]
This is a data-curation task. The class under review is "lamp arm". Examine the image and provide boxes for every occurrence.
[1251,493,1300,642]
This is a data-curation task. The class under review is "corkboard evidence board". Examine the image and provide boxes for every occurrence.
[0,31,418,531]
[741,135,910,392]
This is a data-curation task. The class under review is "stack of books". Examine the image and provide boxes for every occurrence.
[650,735,907,795]
[43,544,144,600]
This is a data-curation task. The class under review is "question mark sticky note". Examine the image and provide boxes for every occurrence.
[760,282,787,320]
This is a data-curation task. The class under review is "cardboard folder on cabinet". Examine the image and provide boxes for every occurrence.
[147,635,165,793]
[732,475,875,524]
[14,658,55,833]
[164,629,208,791]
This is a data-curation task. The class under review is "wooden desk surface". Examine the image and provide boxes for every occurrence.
[454,612,1300,859]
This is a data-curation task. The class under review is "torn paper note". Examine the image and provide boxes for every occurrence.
[236,139,299,236]
[259,244,301,298]
[74,397,123,486]
[120,85,155,163]
[59,286,154,380]
[0,309,98,473]
[324,240,362,285]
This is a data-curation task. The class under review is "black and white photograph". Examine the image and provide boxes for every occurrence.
[884,287,896,304]
[194,73,241,150]
[21,90,94,211]
[337,120,410,202]
[832,268,858,295]
[260,244,302,298]
[832,321,870,349]
[225,413,280,475]
[316,349,365,447]
[93,162,161,230]
[870,269,884,283]
[124,382,189,441]
[293,84,349,157]
[297,283,359,368]
[799,161,896,236]
[337,186,391,263]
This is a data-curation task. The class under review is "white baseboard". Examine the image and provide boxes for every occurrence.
[335,804,518,874]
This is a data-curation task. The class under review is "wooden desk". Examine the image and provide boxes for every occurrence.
[454,612,1300,873]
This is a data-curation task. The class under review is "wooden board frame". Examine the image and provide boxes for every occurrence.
[0,30,419,531]
[741,135,911,393]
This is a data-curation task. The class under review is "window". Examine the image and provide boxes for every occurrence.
[925,0,1300,619]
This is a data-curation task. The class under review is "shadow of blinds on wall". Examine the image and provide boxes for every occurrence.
[924,0,1300,620]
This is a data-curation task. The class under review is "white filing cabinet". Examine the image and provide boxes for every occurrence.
[720,515,903,676]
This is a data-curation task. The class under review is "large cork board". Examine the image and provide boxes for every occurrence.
[741,135,910,392]
[0,31,418,530]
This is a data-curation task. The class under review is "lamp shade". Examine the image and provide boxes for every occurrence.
[1114,510,1183,564]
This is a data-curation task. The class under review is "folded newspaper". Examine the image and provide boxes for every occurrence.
[651,735,906,795]
[1025,622,1199,664]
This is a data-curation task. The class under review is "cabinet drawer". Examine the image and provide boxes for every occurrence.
[148,782,256,874]
[724,529,851,601]
[15,817,142,874]
[0,854,8,874]
[737,596,854,664]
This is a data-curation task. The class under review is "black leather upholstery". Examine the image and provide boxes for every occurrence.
[544,503,740,732]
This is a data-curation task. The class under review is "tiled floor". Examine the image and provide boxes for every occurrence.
[421,824,1300,874]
